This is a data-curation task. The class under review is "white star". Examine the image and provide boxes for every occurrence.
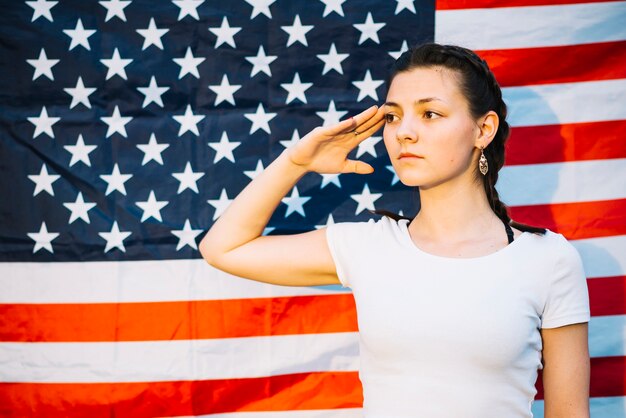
[320,173,341,188]
[171,219,203,250]
[136,17,169,50]
[64,76,96,109]
[100,163,132,195]
[243,159,265,180]
[99,221,132,253]
[63,19,96,51]
[351,183,382,215]
[64,134,97,167]
[207,188,233,220]
[27,48,59,81]
[279,129,301,149]
[63,192,97,224]
[356,135,382,158]
[99,0,131,22]
[280,73,313,104]
[27,222,59,253]
[101,105,132,138]
[208,131,241,163]
[137,76,169,108]
[315,213,336,229]
[395,0,416,14]
[173,47,205,79]
[386,165,400,185]
[209,74,241,106]
[353,69,384,101]
[244,0,276,18]
[172,162,205,193]
[389,40,409,60]
[353,12,386,44]
[136,190,169,222]
[320,0,346,17]
[172,104,205,136]
[209,17,241,48]
[26,0,58,22]
[28,164,60,196]
[281,15,313,47]
[136,133,170,165]
[262,226,275,236]
[316,100,347,127]
[281,186,311,217]
[244,103,276,134]
[172,0,204,20]
[100,48,133,80]
[28,106,60,138]
[317,43,349,75]
[245,45,277,77]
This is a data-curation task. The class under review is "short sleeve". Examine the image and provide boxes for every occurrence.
[541,235,591,329]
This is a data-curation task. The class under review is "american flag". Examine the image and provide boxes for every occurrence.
[0,0,624,416]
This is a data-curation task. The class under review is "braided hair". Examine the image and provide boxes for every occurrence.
[374,43,546,235]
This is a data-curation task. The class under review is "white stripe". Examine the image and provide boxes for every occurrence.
[589,315,626,358]
[0,332,359,383]
[503,79,626,127]
[532,396,626,418]
[498,158,626,206]
[0,259,348,304]
[435,1,626,50]
[176,409,363,418]
[571,234,626,279]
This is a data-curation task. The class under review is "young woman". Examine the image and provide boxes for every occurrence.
[199,43,590,417]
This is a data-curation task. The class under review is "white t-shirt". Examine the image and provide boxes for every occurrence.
[325,215,590,418]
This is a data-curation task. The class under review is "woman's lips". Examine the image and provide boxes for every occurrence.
[399,153,423,159]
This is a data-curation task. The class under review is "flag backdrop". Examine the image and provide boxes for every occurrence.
[1,0,625,416]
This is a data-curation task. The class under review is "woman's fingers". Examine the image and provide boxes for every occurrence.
[325,104,380,136]
[352,106,385,137]
[342,158,374,174]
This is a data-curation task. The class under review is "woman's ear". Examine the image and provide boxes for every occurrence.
[475,110,499,148]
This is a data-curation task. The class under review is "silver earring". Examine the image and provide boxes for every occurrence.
[479,147,488,175]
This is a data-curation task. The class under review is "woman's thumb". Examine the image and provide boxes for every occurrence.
[344,159,374,174]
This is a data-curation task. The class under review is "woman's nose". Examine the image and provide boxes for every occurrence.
[396,120,417,143]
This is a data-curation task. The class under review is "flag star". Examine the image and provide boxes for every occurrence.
[209,17,241,48]
[27,48,59,81]
[173,104,205,136]
[209,74,241,106]
[137,133,170,165]
[63,192,97,224]
[279,129,301,149]
[317,43,349,75]
[28,164,60,196]
[172,162,205,193]
[386,165,400,185]
[173,47,205,79]
[137,76,169,108]
[100,163,132,195]
[280,73,313,104]
[99,0,131,22]
[244,0,276,18]
[171,219,203,251]
[351,183,382,215]
[389,40,409,60]
[27,222,60,253]
[64,77,96,109]
[207,188,233,220]
[281,15,313,47]
[100,48,133,80]
[64,134,97,167]
[26,0,58,22]
[353,69,384,101]
[172,0,204,20]
[320,173,341,188]
[63,19,96,51]
[316,100,347,127]
[136,17,169,50]
[281,187,312,217]
[243,159,265,180]
[356,135,382,158]
[99,221,132,253]
[245,45,277,77]
[354,12,386,44]
[28,106,60,138]
[262,226,275,236]
[208,131,241,163]
[136,190,169,222]
[395,0,416,14]
[315,213,336,229]
[101,105,132,138]
[320,0,346,17]
[244,103,276,134]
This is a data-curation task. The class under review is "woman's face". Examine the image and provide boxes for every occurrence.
[382,66,481,190]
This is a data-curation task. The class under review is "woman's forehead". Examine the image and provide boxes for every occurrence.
[387,67,463,102]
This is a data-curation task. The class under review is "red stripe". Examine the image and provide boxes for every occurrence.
[436,0,620,10]
[588,276,626,317]
[510,198,626,240]
[477,41,626,87]
[506,120,626,166]
[0,371,362,417]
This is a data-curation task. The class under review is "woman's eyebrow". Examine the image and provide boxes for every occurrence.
[383,97,445,107]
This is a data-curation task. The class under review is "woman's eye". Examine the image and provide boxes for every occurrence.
[384,114,397,123]
[424,111,439,119]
